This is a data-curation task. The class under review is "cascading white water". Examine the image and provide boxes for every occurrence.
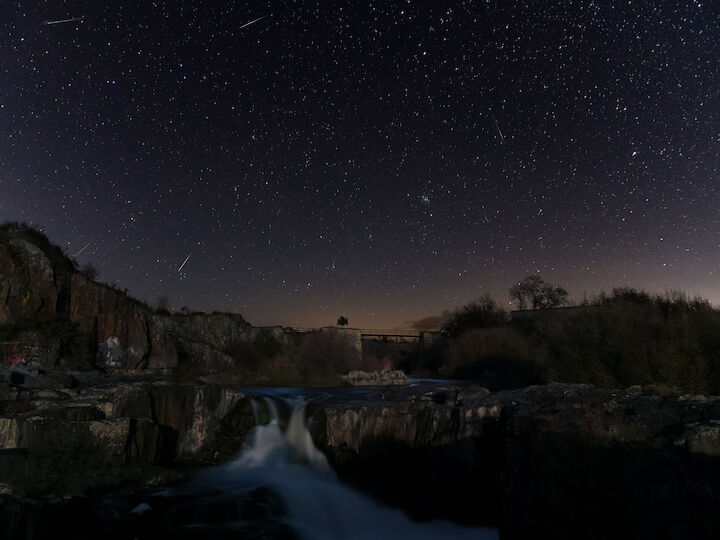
[249,397,260,425]
[197,396,498,540]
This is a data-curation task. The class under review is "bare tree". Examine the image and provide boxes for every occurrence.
[510,275,568,310]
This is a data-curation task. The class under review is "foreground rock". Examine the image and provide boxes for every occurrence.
[340,369,410,386]
[1,375,720,539]
[0,485,298,540]
[312,383,720,538]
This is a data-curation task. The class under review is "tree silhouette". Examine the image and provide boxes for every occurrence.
[441,293,507,338]
[510,275,568,310]
[337,315,349,327]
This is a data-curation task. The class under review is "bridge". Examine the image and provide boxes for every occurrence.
[284,327,423,343]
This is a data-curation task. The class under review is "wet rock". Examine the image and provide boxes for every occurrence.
[674,420,720,456]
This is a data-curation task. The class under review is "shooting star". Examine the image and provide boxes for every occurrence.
[178,252,192,272]
[239,16,266,29]
[493,118,505,142]
[74,241,92,257]
[42,16,84,26]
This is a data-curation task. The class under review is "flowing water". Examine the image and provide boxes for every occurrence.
[193,395,498,540]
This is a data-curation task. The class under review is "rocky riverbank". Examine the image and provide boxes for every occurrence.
[1,370,719,539]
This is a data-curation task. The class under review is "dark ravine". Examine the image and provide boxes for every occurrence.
[1,373,720,538]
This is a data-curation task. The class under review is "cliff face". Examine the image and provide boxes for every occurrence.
[0,239,67,324]
[0,233,253,373]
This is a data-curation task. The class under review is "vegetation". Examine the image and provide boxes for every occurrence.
[222,329,287,372]
[440,293,507,338]
[509,275,568,310]
[337,315,349,327]
[296,330,358,383]
[442,327,543,390]
[214,329,363,386]
[416,286,720,393]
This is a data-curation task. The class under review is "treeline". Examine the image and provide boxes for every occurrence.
[402,277,720,394]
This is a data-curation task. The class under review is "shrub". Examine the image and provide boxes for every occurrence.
[441,293,507,338]
[223,329,286,371]
[398,340,449,377]
[513,291,720,393]
[442,327,545,390]
[297,329,359,382]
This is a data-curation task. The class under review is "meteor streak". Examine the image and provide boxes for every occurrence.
[178,252,192,272]
[493,118,505,142]
[42,16,84,26]
[74,241,92,257]
[239,16,266,29]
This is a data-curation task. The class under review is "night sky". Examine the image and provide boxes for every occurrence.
[1,1,718,329]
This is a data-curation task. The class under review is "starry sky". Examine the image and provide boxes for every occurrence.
[1,1,718,329]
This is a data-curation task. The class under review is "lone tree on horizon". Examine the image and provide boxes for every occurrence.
[337,315,349,327]
[510,275,568,310]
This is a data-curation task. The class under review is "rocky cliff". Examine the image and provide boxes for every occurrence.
[0,227,255,374]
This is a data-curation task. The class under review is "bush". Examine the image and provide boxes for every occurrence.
[223,329,286,371]
[442,327,545,390]
[398,340,449,377]
[513,290,720,393]
[441,293,507,338]
[297,330,359,382]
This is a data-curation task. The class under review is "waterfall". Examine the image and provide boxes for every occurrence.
[195,396,497,540]
[264,396,280,423]
[249,398,260,424]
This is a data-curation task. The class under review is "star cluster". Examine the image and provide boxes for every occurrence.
[1,1,718,328]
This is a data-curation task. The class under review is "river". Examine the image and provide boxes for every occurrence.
[158,388,498,539]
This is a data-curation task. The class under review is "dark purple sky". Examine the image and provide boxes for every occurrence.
[1,1,718,328]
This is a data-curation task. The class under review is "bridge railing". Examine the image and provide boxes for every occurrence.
[282,327,422,340]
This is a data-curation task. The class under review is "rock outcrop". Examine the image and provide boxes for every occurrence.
[0,370,256,499]
[1,377,720,538]
[311,383,720,538]
[0,230,257,374]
